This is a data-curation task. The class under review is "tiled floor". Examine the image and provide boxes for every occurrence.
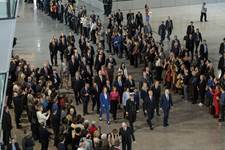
[12,1,225,150]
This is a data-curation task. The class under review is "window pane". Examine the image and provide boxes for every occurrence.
[0,73,6,119]
[0,0,17,19]
[0,0,7,18]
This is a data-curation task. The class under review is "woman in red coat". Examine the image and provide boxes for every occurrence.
[110,86,120,120]
[210,85,221,118]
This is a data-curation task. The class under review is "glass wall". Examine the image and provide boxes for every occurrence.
[0,73,6,119]
[0,0,17,19]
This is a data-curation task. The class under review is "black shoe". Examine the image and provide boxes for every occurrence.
[150,127,154,130]
[157,114,160,116]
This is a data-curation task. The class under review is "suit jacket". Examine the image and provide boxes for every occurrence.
[68,59,79,76]
[94,75,106,92]
[152,86,161,100]
[125,79,135,91]
[218,56,225,70]
[2,111,12,131]
[135,13,143,26]
[158,24,166,36]
[13,95,24,113]
[186,25,195,35]
[126,99,136,122]
[80,87,90,102]
[49,42,58,55]
[145,96,155,113]
[160,94,173,110]
[119,127,135,142]
[40,67,52,78]
[113,80,124,93]
[199,44,208,59]
[198,79,206,93]
[193,32,202,42]
[165,20,173,31]
[185,35,195,51]
[71,78,84,91]
[219,42,225,55]
[100,93,110,110]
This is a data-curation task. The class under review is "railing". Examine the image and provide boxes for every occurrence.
[0,0,18,19]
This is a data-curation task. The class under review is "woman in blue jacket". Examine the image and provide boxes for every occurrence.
[99,87,110,125]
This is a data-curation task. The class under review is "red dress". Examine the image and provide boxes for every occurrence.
[211,89,220,117]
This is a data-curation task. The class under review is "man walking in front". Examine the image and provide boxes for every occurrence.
[165,16,173,41]
[158,21,166,45]
[145,89,155,130]
[160,89,173,127]
[119,122,135,150]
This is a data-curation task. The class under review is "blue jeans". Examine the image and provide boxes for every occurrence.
[99,107,110,123]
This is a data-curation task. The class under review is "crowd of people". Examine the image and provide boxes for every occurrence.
[2,1,225,150]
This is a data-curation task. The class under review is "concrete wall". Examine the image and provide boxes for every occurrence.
[110,0,225,11]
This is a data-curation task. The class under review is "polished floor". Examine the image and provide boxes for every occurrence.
[12,1,225,150]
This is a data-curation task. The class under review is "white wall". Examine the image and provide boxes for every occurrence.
[0,19,16,73]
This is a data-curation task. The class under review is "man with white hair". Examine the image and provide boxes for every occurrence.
[119,122,135,150]
[160,88,173,127]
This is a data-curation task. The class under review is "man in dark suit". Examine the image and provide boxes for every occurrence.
[119,122,135,150]
[51,70,61,90]
[2,106,12,147]
[199,39,208,60]
[135,11,143,31]
[186,21,195,35]
[126,94,136,132]
[144,89,155,130]
[90,82,100,113]
[116,9,123,26]
[68,55,80,78]
[158,21,166,45]
[185,34,195,60]
[13,92,24,129]
[193,28,202,54]
[125,75,135,92]
[218,52,225,78]
[219,38,225,55]
[160,89,173,127]
[165,16,173,41]
[80,83,90,116]
[49,38,58,66]
[152,81,161,116]
[94,70,106,93]
[40,63,53,80]
[72,74,84,105]
[127,10,134,26]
